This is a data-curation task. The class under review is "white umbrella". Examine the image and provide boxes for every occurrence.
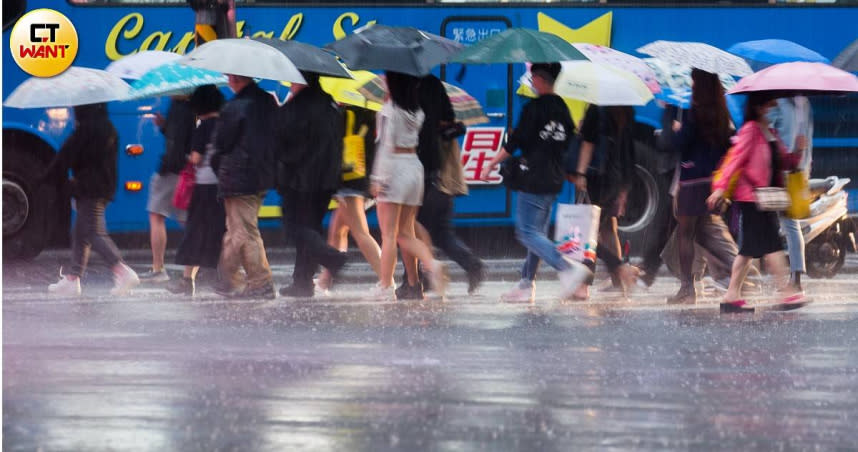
[637,40,753,77]
[105,50,181,80]
[178,38,306,83]
[4,67,131,108]
[520,61,654,106]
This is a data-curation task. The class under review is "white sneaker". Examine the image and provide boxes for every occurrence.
[48,273,81,296]
[429,261,449,298]
[369,284,396,302]
[558,261,593,299]
[500,281,535,303]
[110,263,140,296]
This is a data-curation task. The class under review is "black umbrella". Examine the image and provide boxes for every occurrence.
[254,38,351,78]
[325,25,463,77]
[833,38,858,73]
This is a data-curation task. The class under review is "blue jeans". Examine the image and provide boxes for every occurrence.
[780,217,806,273]
[515,192,570,285]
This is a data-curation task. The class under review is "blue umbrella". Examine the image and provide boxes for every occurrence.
[126,61,227,100]
[727,39,829,67]
[656,89,745,127]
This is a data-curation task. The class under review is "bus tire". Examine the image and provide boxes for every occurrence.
[2,133,59,261]
[617,139,668,256]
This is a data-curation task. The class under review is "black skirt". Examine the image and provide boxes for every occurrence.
[736,201,784,258]
[175,184,226,268]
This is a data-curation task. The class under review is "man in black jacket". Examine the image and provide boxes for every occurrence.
[210,74,277,299]
[480,63,591,303]
[275,72,347,298]
[139,96,194,284]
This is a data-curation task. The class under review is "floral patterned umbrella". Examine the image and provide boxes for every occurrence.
[638,40,753,77]
[572,43,661,94]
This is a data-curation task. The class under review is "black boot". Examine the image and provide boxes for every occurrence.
[667,282,696,305]
[395,280,424,300]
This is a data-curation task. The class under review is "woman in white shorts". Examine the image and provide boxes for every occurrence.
[370,71,447,301]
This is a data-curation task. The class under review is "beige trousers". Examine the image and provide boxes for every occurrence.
[218,194,272,290]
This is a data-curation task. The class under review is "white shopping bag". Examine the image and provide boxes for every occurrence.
[554,202,600,264]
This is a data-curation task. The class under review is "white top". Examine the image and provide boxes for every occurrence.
[372,102,425,184]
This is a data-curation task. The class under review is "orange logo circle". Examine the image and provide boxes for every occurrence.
[10,9,78,77]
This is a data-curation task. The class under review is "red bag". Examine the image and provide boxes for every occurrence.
[172,163,195,210]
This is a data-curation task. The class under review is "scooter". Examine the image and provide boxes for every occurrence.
[800,176,856,278]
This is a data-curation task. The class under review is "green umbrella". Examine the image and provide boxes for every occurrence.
[451,28,588,64]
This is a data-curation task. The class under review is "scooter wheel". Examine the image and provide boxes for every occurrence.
[806,231,846,279]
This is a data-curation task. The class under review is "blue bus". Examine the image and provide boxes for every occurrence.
[3,0,857,259]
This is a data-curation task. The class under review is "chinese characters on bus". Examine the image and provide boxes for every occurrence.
[461,127,505,185]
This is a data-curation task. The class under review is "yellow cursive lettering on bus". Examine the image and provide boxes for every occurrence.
[236,20,246,37]
[333,12,375,41]
[279,13,302,40]
[252,31,274,39]
[171,32,196,54]
[140,31,173,51]
[105,12,144,60]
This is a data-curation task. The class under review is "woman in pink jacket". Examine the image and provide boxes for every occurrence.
[707,93,805,311]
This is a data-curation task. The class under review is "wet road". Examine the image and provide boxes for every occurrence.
[4,270,858,451]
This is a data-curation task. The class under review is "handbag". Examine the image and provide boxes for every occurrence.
[785,170,811,219]
[437,138,468,196]
[499,156,527,191]
[554,192,601,265]
[753,187,791,212]
[676,177,712,217]
[172,162,195,210]
[342,110,367,181]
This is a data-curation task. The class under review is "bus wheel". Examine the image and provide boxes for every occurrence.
[2,138,54,261]
[618,164,660,236]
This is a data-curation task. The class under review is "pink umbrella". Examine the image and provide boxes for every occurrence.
[728,62,858,95]
[572,43,661,94]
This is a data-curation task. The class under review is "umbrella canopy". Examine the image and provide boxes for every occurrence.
[126,61,227,100]
[358,75,489,125]
[326,24,463,77]
[452,28,587,64]
[520,61,653,106]
[728,62,858,96]
[638,40,753,76]
[282,70,383,111]
[727,39,829,66]
[179,38,306,83]
[572,43,660,94]
[644,57,736,106]
[253,38,351,78]
[5,67,131,108]
[105,50,181,80]
[833,39,858,72]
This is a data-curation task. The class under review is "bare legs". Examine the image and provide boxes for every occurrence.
[377,202,437,289]
[318,197,384,288]
[149,213,167,272]
[724,251,794,302]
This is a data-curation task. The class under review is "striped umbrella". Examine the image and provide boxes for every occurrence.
[358,75,489,126]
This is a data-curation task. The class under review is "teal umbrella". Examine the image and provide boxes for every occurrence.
[126,61,227,100]
[451,28,588,64]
